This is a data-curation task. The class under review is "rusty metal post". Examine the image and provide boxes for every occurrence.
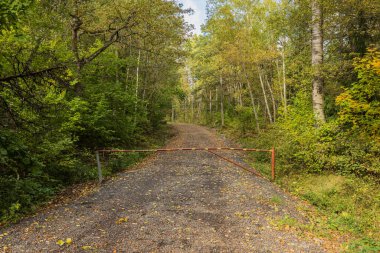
[271,147,275,181]
[96,151,103,183]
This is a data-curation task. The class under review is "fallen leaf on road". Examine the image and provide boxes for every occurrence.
[116,216,129,224]
[66,238,72,245]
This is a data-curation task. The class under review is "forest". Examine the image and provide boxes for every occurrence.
[0,0,189,221]
[0,0,379,251]
[176,0,379,250]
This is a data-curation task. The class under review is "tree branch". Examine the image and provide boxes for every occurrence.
[0,66,65,83]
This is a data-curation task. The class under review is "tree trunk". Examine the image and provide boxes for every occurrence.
[281,48,287,115]
[183,100,187,122]
[276,60,283,101]
[311,0,326,123]
[258,69,273,124]
[209,90,212,115]
[125,36,132,91]
[71,0,81,71]
[115,49,119,84]
[133,49,141,126]
[215,87,218,112]
[197,98,201,121]
[247,81,260,133]
[171,103,175,122]
[220,76,225,127]
[191,95,194,122]
[243,68,260,133]
[142,53,149,104]
[70,0,83,94]
[238,82,243,107]
[265,75,276,122]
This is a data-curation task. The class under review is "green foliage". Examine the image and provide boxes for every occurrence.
[284,49,380,177]
[336,48,380,136]
[0,0,187,223]
[105,153,144,174]
[233,106,256,135]
[181,0,380,248]
[346,237,380,253]
[241,49,380,178]
[279,173,380,244]
[275,215,298,228]
[0,176,57,222]
[0,0,33,31]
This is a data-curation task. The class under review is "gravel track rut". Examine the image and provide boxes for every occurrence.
[1,124,329,252]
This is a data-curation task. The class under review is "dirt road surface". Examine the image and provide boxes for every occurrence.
[1,124,331,252]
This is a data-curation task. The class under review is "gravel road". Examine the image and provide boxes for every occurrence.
[0,124,330,252]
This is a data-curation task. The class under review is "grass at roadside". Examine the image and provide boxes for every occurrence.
[219,128,380,252]
[278,173,380,252]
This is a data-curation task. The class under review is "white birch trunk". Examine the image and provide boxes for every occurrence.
[191,95,194,122]
[243,69,260,132]
[209,90,212,114]
[238,82,243,107]
[265,75,276,122]
[215,88,218,112]
[258,70,273,124]
[220,76,225,127]
[281,48,287,115]
[276,60,283,102]
[311,0,326,123]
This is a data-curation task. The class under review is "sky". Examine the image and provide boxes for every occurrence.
[178,0,207,34]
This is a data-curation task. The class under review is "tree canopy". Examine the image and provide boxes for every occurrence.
[0,0,189,221]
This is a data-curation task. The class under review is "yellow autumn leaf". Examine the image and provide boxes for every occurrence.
[82,245,93,250]
[66,238,72,245]
[56,239,65,246]
[371,58,380,75]
[116,216,129,224]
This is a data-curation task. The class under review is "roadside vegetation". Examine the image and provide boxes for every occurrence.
[0,0,188,224]
[1,0,379,251]
[176,0,380,251]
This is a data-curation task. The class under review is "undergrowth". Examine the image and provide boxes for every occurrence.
[219,126,380,252]
[0,124,174,226]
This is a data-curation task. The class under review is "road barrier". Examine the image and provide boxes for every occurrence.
[95,147,275,183]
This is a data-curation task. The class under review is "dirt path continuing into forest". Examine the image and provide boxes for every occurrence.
[1,124,331,252]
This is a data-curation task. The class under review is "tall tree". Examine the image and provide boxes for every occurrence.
[311,0,326,123]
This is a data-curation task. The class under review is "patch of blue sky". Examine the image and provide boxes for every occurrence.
[178,0,207,34]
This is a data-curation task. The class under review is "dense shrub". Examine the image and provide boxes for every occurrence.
[0,0,186,222]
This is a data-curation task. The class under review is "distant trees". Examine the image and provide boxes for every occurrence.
[180,0,379,128]
[178,0,379,178]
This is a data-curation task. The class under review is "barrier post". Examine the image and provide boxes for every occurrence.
[96,151,103,183]
[271,147,275,181]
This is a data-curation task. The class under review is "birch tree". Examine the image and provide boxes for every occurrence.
[311,0,326,123]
